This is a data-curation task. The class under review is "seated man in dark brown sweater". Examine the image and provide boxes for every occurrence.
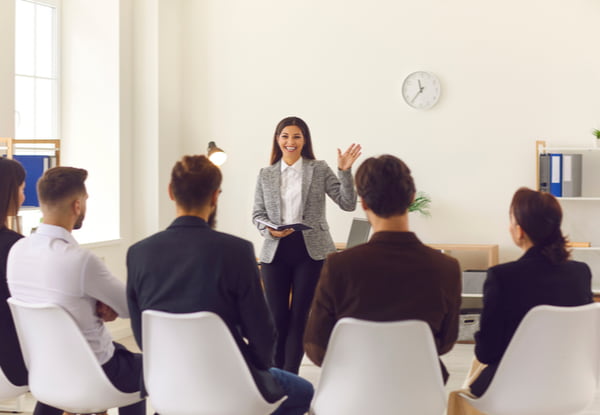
[303,154,461,382]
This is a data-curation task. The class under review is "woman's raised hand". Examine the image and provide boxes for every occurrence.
[337,143,362,171]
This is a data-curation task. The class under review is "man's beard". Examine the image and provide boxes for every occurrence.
[73,213,85,230]
[207,207,217,229]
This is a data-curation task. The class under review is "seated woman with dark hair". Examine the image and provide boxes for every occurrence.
[0,158,28,387]
[469,187,593,397]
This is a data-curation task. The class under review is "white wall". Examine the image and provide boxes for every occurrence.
[129,0,184,238]
[0,0,15,138]
[61,0,120,244]
[177,0,600,264]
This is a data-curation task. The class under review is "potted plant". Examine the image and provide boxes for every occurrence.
[409,191,432,217]
[593,129,600,148]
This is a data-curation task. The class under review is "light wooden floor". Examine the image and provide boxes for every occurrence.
[2,340,600,414]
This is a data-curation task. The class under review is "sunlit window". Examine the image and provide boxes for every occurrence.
[15,0,59,140]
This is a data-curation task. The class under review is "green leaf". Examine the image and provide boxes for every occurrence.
[409,191,432,217]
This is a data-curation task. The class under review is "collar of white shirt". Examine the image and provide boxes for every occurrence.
[280,157,303,174]
[35,223,78,245]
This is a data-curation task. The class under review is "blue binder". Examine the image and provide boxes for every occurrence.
[13,155,50,207]
[549,153,562,197]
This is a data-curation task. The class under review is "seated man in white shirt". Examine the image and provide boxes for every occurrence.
[7,167,145,415]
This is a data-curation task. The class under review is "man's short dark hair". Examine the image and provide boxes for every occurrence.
[355,155,415,218]
[37,167,88,205]
[170,155,222,210]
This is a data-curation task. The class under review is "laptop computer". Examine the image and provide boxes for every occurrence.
[461,270,485,311]
[345,218,371,249]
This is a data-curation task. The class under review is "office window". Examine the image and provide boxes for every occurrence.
[14,0,60,237]
[15,0,59,140]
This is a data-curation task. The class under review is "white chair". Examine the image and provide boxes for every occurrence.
[459,303,600,415]
[0,366,28,411]
[142,310,285,415]
[310,318,447,415]
[7,297,143,414]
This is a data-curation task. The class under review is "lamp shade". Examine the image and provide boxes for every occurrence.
[207,141,227,166]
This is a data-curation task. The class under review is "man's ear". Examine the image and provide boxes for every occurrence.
[168,183,175,201]
[360,198,369,212]
[210,188,220,207]
[72,198,81,216]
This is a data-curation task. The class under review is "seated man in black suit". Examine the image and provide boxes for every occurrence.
[126,155,313,415]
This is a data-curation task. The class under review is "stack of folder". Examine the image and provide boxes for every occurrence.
[539,153,582,197]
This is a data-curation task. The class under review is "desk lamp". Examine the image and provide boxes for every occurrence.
[207,141,227,166]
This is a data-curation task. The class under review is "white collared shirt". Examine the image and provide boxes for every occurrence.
[280,157,303,225]
[7,223,129,365]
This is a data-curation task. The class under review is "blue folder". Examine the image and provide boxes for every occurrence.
[549,153,562,197]
[13,155,50,207]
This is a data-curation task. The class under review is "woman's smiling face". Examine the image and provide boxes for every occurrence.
[277,125,305,164]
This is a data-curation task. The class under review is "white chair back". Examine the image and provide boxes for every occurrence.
[462,303,600,415]
[310,318,446,415]
[0,366,28,400]
[142,310,284,415]
[7,297,142,413]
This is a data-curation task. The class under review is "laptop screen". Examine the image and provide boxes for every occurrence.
[462,270,486,294]
[345,218,371,249]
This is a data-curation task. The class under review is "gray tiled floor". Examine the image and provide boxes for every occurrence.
[2,341,600,414]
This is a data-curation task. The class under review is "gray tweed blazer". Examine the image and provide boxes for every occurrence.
[252,159,357,263]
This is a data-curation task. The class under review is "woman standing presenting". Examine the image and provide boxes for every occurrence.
[253,116,361,374]
[0,158,27,387]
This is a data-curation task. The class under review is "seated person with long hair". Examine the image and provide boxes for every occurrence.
[469,187,593,397]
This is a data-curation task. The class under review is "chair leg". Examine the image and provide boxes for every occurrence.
[447,391,486,415]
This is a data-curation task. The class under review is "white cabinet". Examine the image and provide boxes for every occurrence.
[536,140,600,292]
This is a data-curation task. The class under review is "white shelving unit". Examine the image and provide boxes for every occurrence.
[559,197,600,201]
[536,140,600,293]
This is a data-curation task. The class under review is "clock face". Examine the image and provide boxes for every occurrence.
[402,71,441,110]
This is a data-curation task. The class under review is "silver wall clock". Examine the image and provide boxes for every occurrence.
[402,71,441,110]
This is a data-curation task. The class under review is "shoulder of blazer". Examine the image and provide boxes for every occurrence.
[259,162,281,185]
[305,159,331,177]
[261,161,281,174]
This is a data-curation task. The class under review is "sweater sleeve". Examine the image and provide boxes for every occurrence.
[474,268,508,364]
[322,162,357,212]
[436,258,461,355]
[304,257,337,366]
[233,241,277,369]
[252,169,277,240]
[82,252,129,318]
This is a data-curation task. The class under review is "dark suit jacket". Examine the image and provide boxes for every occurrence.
[126,216,284,402]
[471,246,593,396]
[304,231,462,380]
[0,227,27,386]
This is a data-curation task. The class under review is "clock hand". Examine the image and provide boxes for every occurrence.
[410,89,422,103]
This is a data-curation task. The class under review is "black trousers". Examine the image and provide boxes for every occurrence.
[469,363,498,397]
[261,232,324,374]
[33,343,145,415]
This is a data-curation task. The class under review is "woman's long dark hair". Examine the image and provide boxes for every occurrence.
[0,158,26,229]
[510,187,569,263]
[270,116,316,165]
